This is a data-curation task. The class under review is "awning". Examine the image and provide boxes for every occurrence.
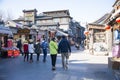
[56,30,68,36]
[0,25,13,36]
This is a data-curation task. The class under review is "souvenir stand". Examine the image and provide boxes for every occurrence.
[0,25,20,58]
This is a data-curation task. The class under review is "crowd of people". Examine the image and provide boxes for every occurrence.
[18,35,71,71]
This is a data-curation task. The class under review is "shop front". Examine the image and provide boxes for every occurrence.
[107,1,120,79]
[87,24,108,55]
[17,28,30,41]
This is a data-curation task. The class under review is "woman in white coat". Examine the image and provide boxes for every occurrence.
[28,39,35,63]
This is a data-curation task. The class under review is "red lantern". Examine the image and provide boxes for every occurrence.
[116,17,120,24]
[84,31,89,35]
[105,25,110,30]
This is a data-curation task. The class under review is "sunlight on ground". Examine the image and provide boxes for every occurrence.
[52,72,94,80]
[69,53,108,64]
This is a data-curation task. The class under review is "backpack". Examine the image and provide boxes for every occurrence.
[41,41,47,49]
[34,43,41,53]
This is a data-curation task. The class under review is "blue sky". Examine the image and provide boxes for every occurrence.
[0,0,115,25]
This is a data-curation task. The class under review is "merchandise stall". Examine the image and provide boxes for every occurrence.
[0,25,20,58]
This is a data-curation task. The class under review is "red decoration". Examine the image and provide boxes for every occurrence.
[116,17,120,24]
[105,25,110,30]
[84,31,89,35]
[13,50,20,57]
[7,50,20,57]
[8,50,13,57]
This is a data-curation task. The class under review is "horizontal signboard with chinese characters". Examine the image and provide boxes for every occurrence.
[17,28,30,34]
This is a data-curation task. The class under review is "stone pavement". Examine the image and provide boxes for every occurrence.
[0,47,115,80]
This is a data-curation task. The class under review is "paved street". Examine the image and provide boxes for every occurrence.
[0,47,114,80]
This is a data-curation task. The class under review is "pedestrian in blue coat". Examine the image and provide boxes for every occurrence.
[41,38,48,63]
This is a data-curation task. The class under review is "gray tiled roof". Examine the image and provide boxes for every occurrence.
[23,9,37,12]
[93,13,110,24]
[43,10,70,17]
[13,17,24,22]
[37,22,58,26]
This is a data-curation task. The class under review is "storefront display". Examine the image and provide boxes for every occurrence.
[7,49,20,57]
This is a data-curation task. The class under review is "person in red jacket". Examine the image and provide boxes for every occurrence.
[23,40,29,62]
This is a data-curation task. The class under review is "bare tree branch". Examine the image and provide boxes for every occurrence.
[0,10,4,21]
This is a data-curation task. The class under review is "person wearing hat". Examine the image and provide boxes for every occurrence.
[49,37,58,71]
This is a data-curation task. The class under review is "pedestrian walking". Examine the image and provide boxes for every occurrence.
[17,38,23,56]
[23,40,29,62]
[41,38,48,63]
[58,35,71,70]
[49,38,58,71]
[28,39,35,63]
[34,39,42,62]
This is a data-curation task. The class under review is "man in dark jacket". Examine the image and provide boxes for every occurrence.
[58,35,71,70]
[17,39,23,55]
